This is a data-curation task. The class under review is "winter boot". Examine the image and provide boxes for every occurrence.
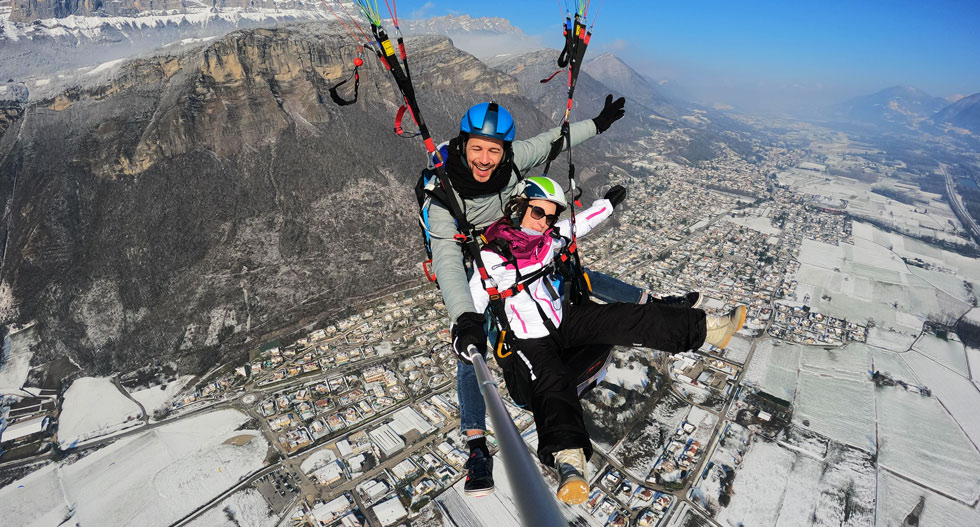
[463,449,494,497]
[554,448,589,505]
[705,305,747,349]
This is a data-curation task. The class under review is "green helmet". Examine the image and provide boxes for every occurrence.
[520,176,567,211]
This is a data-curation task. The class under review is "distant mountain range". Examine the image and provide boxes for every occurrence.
[929,92,980,135]
[824,85,980,145]
[827,86,948,131]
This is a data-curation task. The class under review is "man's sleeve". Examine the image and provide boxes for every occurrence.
[511,119,598,173]
[468,253,497,316]
[428,201,478,322]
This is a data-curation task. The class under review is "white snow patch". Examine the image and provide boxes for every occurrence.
[162,36,217,48]
[912,333,970,376]
[741,338,799,402]
[792,372,875,451]
[129,375,194,417]
[602,361,650,391]
[0,328,36,393]
[724,214,782,236]
[902,350,980,447]
[0,409,267,527]
[58,376,143,446]
[866,327,917,352]
[301,447,338,474]
[876,469,980,527]
[721,335,751,364]
[185,488,278,527]
[85,58,126,76]
[717,440,875,526]
[877,386,980,501]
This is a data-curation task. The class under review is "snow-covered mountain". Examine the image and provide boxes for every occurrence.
[930,92,980,135]
[826,85,949,132]
[0,0,333,82]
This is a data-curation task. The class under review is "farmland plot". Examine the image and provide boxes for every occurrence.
[793,373,875,451]
[877,388,980,501]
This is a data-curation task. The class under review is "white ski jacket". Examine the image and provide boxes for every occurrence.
[468,199,614,339]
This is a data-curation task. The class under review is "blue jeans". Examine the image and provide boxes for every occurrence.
[456,269,644,433]
[584,268,647,304]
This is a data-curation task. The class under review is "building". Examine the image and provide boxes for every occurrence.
[369,424,405,458]
[310,495,352,525]
[0,415,50,445]
[312,460,345,486]
[372,497,408,527]
[389,407,435,439]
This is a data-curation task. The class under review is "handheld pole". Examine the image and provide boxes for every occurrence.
[468,347,567,527]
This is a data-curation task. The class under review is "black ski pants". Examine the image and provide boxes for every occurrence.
[497,301,706,467]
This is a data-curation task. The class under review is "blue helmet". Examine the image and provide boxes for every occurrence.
[460,102,515,142]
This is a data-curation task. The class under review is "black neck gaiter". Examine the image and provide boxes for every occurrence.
[444,136,513,199]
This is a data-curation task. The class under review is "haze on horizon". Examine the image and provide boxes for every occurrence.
[423,0,980,118]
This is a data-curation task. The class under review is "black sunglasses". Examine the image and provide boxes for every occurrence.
[527,205,559,225]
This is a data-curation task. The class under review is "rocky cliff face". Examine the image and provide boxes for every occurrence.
[0,24,559,374]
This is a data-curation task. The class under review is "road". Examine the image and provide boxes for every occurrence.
[941,162,980,243]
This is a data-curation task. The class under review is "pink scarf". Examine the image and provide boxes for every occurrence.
[481,218,552,262]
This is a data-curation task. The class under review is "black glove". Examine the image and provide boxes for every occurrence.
[452,312,487,364]
[592,94,626,133]
[603,185,627,208]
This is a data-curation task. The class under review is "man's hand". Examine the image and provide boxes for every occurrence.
[452,312,487,364]
[603,185,627,208]
[593,94,626,133]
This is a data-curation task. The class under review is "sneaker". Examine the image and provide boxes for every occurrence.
[463,450,494,497]
[655,291,704,309]
[554,448,589,505]
[705,305,747,349]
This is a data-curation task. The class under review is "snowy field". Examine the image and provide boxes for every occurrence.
[0,326,36,393]
[865,327,918,352]
[799,343,872,381]
[790,222,975,338]
[901,349,980,447]
[300,447,338,474]
[741,338,799,402]
[58,376,143,446]
[877,387,980,501]
[185,488,278,527]
[792,372,875,451]
[130,375,194,417]
[721,335,751,364]
[911,334,970,376]
[876,469,980,526]
[717,439,875,527]
[0,409,268,527]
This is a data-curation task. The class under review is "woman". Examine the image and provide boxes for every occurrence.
[467,176,746,505]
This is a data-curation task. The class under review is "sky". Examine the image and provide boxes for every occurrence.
[405,0,980,116]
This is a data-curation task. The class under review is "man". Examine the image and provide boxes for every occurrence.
[421,97,622,497]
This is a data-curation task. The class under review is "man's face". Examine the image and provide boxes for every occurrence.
[465,135,505,183]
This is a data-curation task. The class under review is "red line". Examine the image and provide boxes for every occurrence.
[337,0,372,43]
[317,0,361,44]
